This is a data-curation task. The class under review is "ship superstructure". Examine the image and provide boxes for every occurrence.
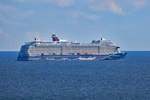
[18,34,126,61]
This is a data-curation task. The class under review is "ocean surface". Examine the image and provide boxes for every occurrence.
[0,51,150,100]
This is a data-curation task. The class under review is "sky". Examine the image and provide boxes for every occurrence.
[0,0,150,51]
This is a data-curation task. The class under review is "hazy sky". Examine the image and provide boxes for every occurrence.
[0,0,150,51]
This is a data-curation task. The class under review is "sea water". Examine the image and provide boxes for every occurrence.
[0,51,150,100]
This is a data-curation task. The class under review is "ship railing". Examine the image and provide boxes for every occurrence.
[33,42,101,46]
[25,41,118,47]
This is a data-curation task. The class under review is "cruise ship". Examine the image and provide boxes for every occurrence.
[17,34,127,61]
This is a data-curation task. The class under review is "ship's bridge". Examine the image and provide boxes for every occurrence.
[91,39,117,46]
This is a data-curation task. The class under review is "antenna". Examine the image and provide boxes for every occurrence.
[34,32,40,41]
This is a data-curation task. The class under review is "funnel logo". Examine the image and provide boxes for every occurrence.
[52,34,59,41]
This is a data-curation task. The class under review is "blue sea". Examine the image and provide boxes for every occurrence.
[0,51,150,100]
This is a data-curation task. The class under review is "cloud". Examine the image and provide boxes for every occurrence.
[0,28,3,33]
[71,11,99,20]
[0,27,16,51]
[0,3,18,19]
[10,0,149,15]
[0,28,11,40]
[110,0,124,15]
[12,0,25,2]
[132,0,148,8]
[11,0,75,6]
[88,0,124,15]
[0,3,16,13]
[0,3,35,25]
[87,15,99,20]
[50,0,75,7]
[71,11,83,18]
[0,3,17,24]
